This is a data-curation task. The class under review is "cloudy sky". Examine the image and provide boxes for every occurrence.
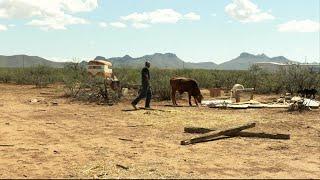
[0,0,319,63]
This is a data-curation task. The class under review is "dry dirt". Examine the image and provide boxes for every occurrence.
[0,84,319,179]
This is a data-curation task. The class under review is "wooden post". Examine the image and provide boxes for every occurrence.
[181,122,256,145]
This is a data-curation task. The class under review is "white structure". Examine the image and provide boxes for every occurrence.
[87,60,113,79]
[255,62,320,72]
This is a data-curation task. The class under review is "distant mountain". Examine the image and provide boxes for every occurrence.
[0,52,296,70]
[217,52,295,70]
[95,53,218,69]
[0,55,65,68]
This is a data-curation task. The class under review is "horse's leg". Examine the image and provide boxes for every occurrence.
[172,88,177,106]
[194,97,199,106]
[188,93,192,106]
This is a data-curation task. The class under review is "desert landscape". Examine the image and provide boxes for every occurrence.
[0,1,319,178]
[0,83,319,179]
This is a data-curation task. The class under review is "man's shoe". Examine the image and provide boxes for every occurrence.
[131,103,138,110]
[145,107,152,110]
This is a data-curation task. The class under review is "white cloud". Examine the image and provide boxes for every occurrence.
[61,0,98,13]
[110,22,127,28]
[225,0,274,23]
[0,24,7,31]
[278,20,320,33]
[0,0,98,30]
[132,23,150,29]
[99,22,108,28]
[27,14,88,30]
[8,24,16,27]
[211,13,217,17]
[184,12,200,21]
[121,9,200,28]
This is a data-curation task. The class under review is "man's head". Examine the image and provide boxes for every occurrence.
[145,61,151,68]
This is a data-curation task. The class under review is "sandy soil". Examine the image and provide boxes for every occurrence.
[0,84,319,179]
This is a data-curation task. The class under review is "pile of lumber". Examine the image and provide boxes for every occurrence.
[181,122,290,145]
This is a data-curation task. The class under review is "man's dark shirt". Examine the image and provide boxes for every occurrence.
[141,67,150,86]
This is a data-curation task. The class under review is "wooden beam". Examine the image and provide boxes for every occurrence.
[184,126,290,140]
[184,127,215,134]
[181,122,256,145]
[234,132,290,140]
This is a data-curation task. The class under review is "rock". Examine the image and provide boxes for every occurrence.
[30,99,38,103]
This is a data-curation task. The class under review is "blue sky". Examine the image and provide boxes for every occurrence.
[0,0,319,64]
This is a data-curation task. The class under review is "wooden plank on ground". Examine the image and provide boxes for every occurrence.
[184,126,290,140]
[184,127,215,134]
[181,122,256,145]
[234,132,290,140]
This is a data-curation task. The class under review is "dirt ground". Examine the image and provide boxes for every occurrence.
[0,84,319,179]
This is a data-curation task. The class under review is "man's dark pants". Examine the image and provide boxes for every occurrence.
[132,85,152,108]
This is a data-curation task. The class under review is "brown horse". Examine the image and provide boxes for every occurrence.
[170,77,203,106]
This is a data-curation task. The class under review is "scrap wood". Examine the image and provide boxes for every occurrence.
[184,127,290,140]
[116,164,129,170]
[184,127,216,134]
[181,122,256,145]
[119,138,133,142]
[0,144,14,147]
[233,132,290,140]
[127,124,153,128]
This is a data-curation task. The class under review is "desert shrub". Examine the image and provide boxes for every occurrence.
[0,66,62,87]
[1,64,319,100]
[62,64,89,97]
[29,66,58,88]
[0,69,12,83]
[62,64,121,104]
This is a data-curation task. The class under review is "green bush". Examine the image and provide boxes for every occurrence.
[1,64,319,101]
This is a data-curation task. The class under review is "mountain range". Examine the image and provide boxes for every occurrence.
[0,55,65,68]
[0,52,295,70]
[96,53,218,69]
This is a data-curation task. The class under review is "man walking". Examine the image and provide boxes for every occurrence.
[131,61,152,110]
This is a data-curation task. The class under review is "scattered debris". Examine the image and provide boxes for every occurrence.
[46,122,56,125]
[234,132,290,140]
[53,150,59,154]
[30,99,39,103]
[303,99,319,108]
[181,122,256,145]
[127,124,153,128]
[51,101,59,106]
[96,172,108,178]
[5,122,9,125]
[289,98,319,112]
[0,144,14,147]
[181,123,290,145]
[203,96,319,110]
[119,138,133,142]
[266,145,289,151]
[116,164,129,170]
[184,127,216,134]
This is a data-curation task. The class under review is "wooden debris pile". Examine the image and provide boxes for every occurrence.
[181,122,290,145]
